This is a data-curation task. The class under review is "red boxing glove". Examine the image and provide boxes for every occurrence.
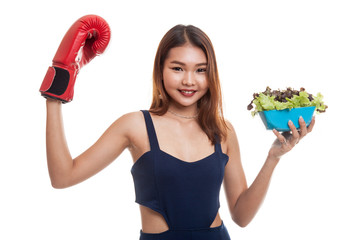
[40,15,111,103]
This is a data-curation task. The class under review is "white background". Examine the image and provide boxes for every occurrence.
[1,0,359,239]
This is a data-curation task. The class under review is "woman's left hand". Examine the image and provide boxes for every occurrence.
[268,116,316,161]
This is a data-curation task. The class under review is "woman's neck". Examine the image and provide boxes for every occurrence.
[167,104,199,120]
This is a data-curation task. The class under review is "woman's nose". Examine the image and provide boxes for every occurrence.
[182,72,195,86]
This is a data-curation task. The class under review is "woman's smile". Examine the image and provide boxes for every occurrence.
[179,89,197,97]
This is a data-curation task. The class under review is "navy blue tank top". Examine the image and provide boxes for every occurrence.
[131,110,229,230]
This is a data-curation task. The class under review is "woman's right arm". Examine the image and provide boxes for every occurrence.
[46,99,131,188]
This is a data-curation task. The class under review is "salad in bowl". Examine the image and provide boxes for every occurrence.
[247,87,327,131]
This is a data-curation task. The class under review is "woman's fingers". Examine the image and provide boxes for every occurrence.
[288,120,300,145]
[270,116,316,159]
[298,116,308,139]
[272,129,287,146]
[307,116,316,133]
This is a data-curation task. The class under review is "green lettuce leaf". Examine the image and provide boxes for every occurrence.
[249,87,327,116]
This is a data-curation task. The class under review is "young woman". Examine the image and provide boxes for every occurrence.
[42,16,315,240]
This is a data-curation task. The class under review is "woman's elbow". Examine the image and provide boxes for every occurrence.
[231,214,250,228]
[50,177,71,189]
[51,182,66,189]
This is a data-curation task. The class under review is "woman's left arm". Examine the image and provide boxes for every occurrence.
[223,116,315,227]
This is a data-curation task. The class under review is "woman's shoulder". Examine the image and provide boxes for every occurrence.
[222,119,238,154]
[120,110,144,120]
[109,110,148,142]
[114,110,145,127]
[107,110,145,134]
[225,119,237,137]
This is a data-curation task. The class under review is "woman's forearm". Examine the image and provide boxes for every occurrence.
[46,99,73,188]
[232,156,279,227]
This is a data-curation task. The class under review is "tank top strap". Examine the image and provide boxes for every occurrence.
[140,110,160,150]
[214,135,223,153]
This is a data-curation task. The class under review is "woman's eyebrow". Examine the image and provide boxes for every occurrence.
[170,60,185,66]
[170,60,207,66]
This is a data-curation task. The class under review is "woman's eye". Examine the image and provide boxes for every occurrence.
[197,68,207,73]
[172,67,182,71]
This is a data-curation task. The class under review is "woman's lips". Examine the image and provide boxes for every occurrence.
[179,89,197,97]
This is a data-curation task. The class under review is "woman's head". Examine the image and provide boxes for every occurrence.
[150,24,227,144]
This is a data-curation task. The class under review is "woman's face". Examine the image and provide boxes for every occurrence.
[162,44,209,109]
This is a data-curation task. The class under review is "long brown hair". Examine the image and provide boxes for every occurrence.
[150,24,227,144]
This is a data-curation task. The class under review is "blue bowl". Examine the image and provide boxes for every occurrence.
[258,106,315,131]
